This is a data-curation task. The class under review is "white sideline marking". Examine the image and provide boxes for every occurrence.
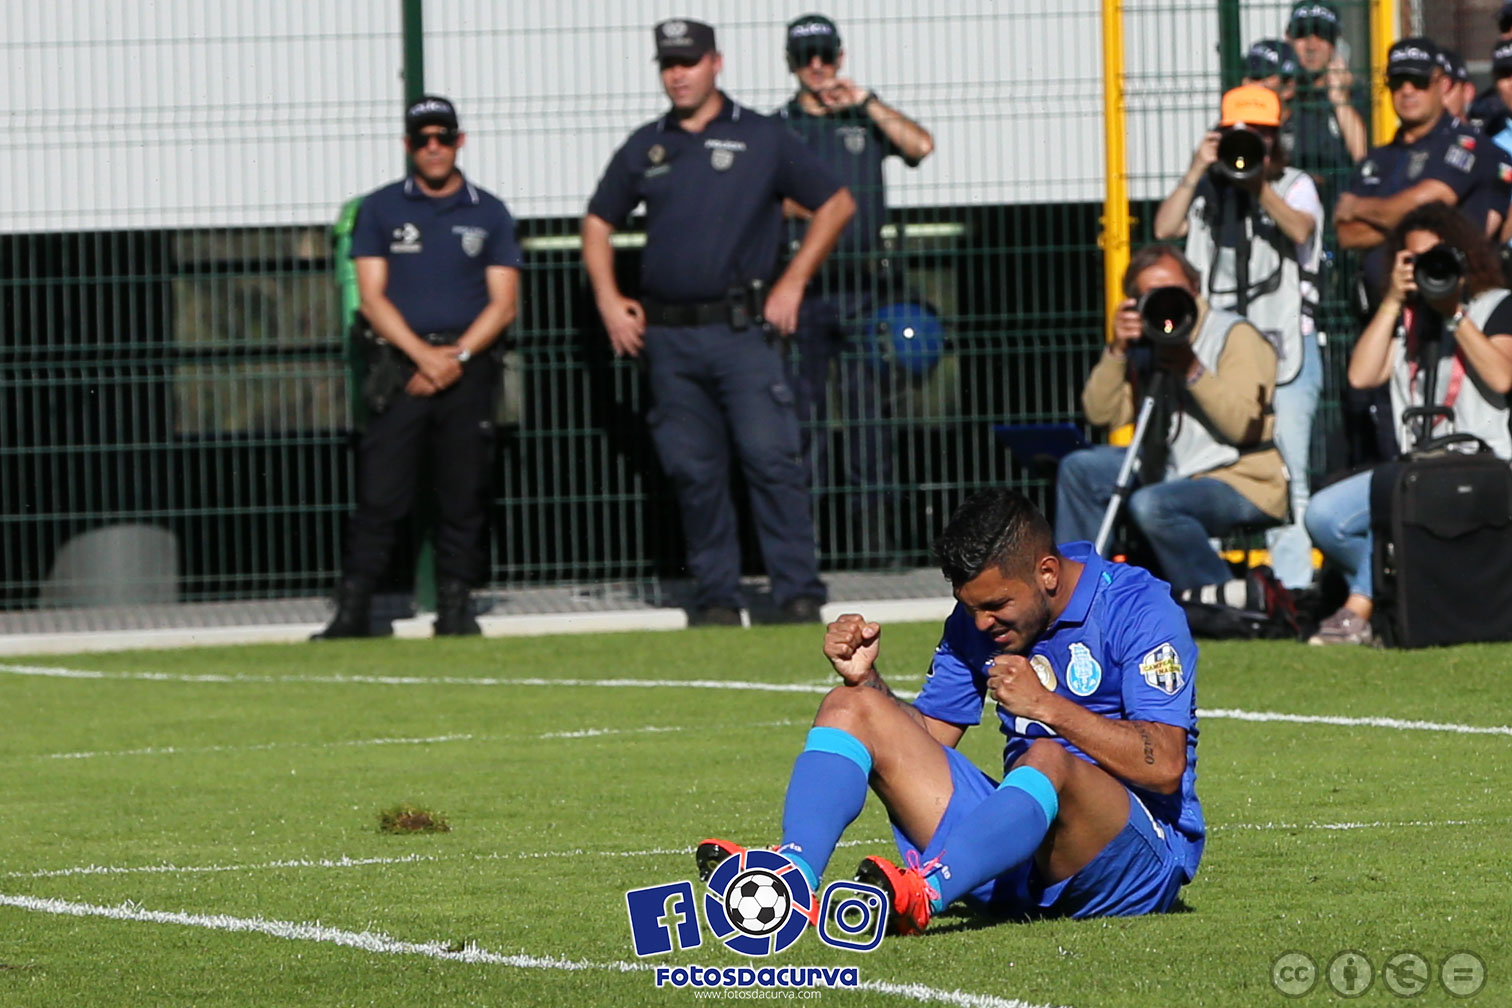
[538,718,801,740]
[9,819,1490,884]
[0,893,1060,1008]
[3,839,883,881]
[1211,818,1480,832]
[5,662,1511,738]
[1197,707,1512,736]
[0,663,843,694]
[46,733,473,761]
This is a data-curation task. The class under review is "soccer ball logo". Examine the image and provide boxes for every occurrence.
[727,869,790,936]
[703,848,813,956]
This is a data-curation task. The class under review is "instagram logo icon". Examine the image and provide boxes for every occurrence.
[816,880,889,952]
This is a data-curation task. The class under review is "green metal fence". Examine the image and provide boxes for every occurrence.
[0,1,1391,611]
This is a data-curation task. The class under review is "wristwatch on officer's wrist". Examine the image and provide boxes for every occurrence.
[862,91,879,110]
[455,347,472,363]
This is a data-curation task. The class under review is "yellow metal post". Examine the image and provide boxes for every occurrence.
[1370,0,1400,143]
[1101,0,1130,341]
[1101,0,1133,447]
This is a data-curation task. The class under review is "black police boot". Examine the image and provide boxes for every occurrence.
[311,579,374,640]
[434,580,482,637]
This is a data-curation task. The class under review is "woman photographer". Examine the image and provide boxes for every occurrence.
[1304,201,1512,645]
[1155,84,1324,593]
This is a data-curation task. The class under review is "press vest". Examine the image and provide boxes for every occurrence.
[1184,168,1319,386]
[1389,289,1512,459]
[1165,307,1274,480]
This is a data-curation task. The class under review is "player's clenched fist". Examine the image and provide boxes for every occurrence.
[824,613,882,686]
[986,653,1048,716]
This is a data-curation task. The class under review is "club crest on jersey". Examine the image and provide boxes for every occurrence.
[1029,654,1057,692]
[1065,642,1102,696]
[390,222,422,253]
[1139,643,1184,695]
[454,225,486,257]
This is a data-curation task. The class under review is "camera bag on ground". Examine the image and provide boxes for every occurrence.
[1177,565,1300,640]
[1367,298,1512,647]
[1369,436,1512,647]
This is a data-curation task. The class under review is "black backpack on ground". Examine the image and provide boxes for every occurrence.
[1178,565,1301,640]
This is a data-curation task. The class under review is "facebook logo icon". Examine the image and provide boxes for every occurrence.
[625,881,701,956]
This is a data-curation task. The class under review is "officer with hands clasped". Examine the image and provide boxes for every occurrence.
[314,95,523,640]
[582,18,856,627]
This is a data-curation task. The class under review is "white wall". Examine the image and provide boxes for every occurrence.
[1,1,1317,232]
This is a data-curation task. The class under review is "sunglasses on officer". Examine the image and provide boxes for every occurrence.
[788,44,839,68]
[1386,73,1432,92]
[408,128,459,149]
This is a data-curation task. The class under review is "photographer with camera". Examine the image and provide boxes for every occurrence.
[1154,84,1322,592]
[1055,246,1286,594]
[1304,202,1512,645]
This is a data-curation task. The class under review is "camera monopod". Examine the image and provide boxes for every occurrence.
[1092,286,1199,555]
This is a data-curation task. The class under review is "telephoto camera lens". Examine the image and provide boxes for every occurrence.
[1137,286,1199,346]
[1411,244,1468,302]
[1215,126,1266,183]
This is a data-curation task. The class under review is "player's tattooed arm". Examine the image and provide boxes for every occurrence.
[1136,722,1157,765]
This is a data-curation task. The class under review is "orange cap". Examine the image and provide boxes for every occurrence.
[1219,85,1281,127]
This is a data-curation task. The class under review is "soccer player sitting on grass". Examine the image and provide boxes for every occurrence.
[697,488,1204,934]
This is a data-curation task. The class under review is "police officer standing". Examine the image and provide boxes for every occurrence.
[582,19,855,627]
[1337,40,1495,279]
[778,13,933,565]
[314,95,523,639]
[1335,39,1495,463]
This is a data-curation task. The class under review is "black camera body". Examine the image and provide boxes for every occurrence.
[1409,244,1468,302]
[1137,286,1199,346]
[1214,125,1267,184]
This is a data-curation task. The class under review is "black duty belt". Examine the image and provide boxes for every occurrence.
[420,330,464,346]
[642,299,733,327]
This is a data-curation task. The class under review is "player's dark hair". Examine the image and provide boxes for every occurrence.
[932,488,1058,588]
[1122,244,1202,298]
[1387,201,1504,298]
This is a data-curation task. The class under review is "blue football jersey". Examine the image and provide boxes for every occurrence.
[914,542,1205,878]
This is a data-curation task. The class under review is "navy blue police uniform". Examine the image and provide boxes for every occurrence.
[780,95,906,541]
[344,173,523,591]
[587,92,840,614]
[1347,112,1492,300]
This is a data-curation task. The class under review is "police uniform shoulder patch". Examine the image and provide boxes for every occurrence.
[648,144,666,165]
[1029,654,1057,692]
[1139,643,1185,695]
[1065,642,1102,696]
[453,225,486,257]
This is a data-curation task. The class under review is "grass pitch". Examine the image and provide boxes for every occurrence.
[0,624,1508,1007]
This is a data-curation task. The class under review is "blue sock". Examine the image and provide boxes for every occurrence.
[926,766,1059,911]
[778,726,872,887]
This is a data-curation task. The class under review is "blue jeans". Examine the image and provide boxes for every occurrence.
[1267,335,1323,588]
[1055,445,1272,591]
[1302,468,1373,599]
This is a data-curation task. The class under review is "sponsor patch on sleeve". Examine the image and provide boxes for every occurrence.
[1139,643,1185,695]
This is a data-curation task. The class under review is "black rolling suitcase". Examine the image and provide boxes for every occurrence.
[1369,444,1512,647]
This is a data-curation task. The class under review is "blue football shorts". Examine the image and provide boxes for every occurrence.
[889,744,1189,919]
